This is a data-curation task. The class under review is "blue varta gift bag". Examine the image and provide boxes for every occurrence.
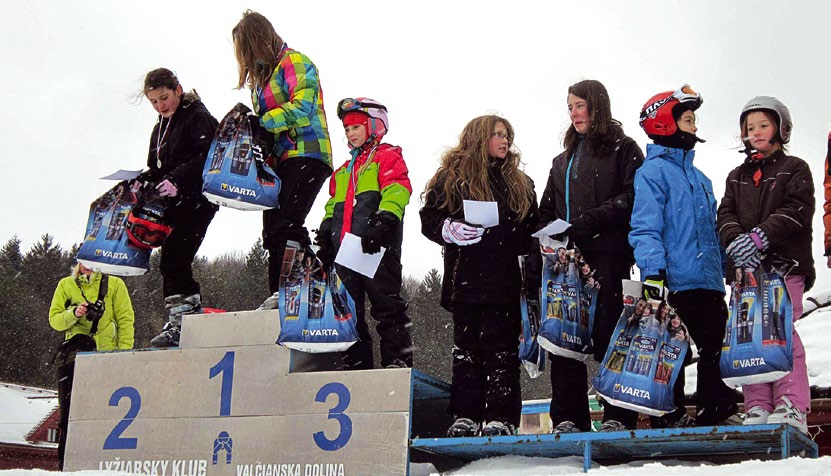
[592,280,689,416]
[276,242,359,353]
[202,103,281,210]
[76,181,150,276]
[720,266,793,387]
[518,256,546,378]
[536,236,598,361]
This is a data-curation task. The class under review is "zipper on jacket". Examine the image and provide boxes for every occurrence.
[565,152,575,223]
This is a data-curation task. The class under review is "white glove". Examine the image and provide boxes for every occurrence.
[156,179,178,197]
[441,218,484,246]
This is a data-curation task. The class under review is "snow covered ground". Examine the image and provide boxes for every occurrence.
[4,293,831,475]
[3,456,831,476]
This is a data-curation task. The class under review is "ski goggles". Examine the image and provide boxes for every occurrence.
[337,98,387,118]
[127,216,172,249]
[672,84,701,105]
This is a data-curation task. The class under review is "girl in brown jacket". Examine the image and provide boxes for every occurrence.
[717,96,814,434]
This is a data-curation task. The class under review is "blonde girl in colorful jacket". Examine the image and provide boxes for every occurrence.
[232,10,333,297]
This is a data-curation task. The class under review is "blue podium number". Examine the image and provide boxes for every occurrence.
[313,382,352,451]
[209,351,235,416]
[103,386,141,450]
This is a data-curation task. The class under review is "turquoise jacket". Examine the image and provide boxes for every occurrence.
[629,144,724,293]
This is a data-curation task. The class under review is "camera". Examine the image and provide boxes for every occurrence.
[85,300,105,322]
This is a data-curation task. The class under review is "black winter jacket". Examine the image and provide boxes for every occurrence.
[420,163,539,309]
[717,150,815,289]
[146,92,219,209]
[538,134,644,259]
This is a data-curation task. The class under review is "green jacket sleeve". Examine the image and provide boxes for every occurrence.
[49,277,79,332]
[110,277,135,350]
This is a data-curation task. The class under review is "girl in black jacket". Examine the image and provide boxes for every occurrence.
[420,115,538,437]
[138,68,219,347]
[538,79,644,433]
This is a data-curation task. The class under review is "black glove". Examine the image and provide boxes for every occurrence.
[567,215,593,242]
[361,211,399,254]
[642,271,667,301]
[314,219,335,268]
[248,114,275,163]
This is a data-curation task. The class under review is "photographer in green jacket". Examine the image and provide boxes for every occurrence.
[49,262,134,469]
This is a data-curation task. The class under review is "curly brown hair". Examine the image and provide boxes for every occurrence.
[423,115,534,219]
[232,10,284,90]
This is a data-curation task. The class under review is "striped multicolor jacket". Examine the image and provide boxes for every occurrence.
[323,141,412,249]
[252,44,332,168]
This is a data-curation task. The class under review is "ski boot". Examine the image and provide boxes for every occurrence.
[258,292,280,311]
[150,293,202,348]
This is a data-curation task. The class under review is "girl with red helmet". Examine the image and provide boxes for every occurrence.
[538,79,645,434]
[717,97,814,433]
[314,97,413,370]
[136,68,219,348]
[631,85,739,427]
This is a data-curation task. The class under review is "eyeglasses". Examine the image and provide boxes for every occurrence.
[491,131,511,141]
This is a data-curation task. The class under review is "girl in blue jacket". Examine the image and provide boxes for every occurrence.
[630,85,738,427]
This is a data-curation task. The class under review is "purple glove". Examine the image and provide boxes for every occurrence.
[156,179,178,198]
[441,218,484,246]
[726,232,762,268]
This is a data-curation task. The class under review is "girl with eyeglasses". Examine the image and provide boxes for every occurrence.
[420,115,538,437]
[232,10,333,298]
[538,79,645,434]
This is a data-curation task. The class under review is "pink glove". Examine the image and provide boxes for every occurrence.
[441,218,484,246]
[156,179,178,197]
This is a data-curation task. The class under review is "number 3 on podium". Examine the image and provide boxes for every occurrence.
[102,351,354,451]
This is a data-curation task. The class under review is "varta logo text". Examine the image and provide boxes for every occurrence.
[614,383,651,400]
[561,333,582,345]
[96,249,129,260]
[302,329,339,337]
[733,357,766,369]
[221,183,257,197]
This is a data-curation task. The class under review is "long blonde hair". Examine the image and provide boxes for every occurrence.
[423,115,534,219]
[232,10,284,90]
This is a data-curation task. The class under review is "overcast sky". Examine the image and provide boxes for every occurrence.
[3,0,831,290]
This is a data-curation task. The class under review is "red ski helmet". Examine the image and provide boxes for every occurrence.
[337,97,389,139]
[639,84,703,138]
[126,193,173,249]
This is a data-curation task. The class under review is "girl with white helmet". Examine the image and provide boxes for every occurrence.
[717,96,815,433]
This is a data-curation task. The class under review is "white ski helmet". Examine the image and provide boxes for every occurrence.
[740,96,792,144]
[337,97,389,138]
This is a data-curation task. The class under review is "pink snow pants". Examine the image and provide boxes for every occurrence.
[742,276,810,413]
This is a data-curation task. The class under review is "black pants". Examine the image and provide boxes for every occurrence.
[549,251,638,430]
[57,361,76,470]
[337,250,412,369]
[160,199,217,297]
[265,157,331,294]
[650,350,693,427]
[668,288,738,425]
[450,302,522,426]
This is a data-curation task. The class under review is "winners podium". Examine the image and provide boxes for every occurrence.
[63,310,452,476]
